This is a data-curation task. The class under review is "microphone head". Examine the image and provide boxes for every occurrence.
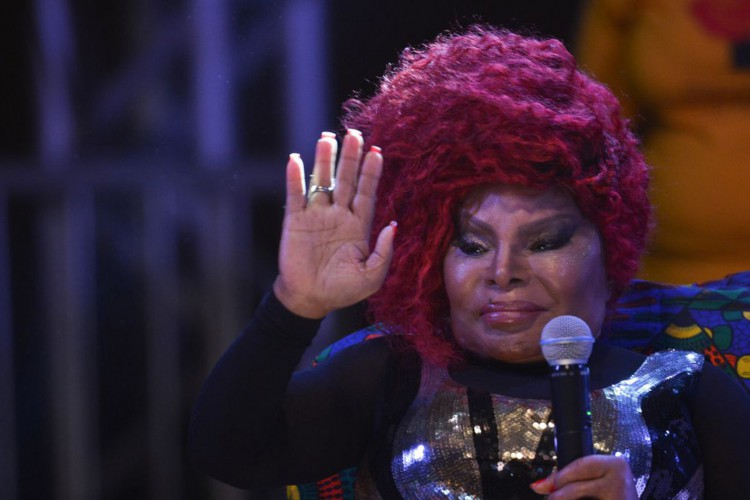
[540,315,594,366]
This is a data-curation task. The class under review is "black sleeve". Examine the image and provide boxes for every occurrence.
[188,292,392,488]
[689,362,750,499]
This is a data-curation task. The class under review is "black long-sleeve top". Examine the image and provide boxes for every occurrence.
[189,292,750,498]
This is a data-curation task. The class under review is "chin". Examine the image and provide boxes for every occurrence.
[465,338,544,364]
[505,353,546,364]
[488,348,544,364]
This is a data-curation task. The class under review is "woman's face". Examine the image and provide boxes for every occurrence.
[443,184,610,363]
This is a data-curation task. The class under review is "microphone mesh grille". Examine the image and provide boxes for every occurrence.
[540,315,594,365]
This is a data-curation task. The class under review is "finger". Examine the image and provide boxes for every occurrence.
[530,456,603,496]
[352,145,383,222]
[534,471,599,500]
[309,131,337,203]
[333,129,363,208]
[364,221,397,280]
[285,153,306,214]
[548,478,628,500]
[555,455,614,485]
[530,472,557,496]
[546,455,634,500]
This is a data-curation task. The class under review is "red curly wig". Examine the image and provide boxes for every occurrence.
[342,26,651,365]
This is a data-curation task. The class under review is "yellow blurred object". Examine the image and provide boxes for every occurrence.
[737,355,750,378]
[577,0,750,284]
[286,485,301,500]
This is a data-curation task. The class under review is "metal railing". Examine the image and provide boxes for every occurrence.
[2,0,335,498]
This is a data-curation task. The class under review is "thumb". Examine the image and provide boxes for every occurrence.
[365,221,397,277]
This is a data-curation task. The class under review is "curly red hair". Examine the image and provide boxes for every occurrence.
[342,26,651,365]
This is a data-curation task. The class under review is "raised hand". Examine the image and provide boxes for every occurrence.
[272,130,396,319]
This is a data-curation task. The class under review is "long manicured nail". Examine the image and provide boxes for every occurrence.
[320,131,336,139]
[530,477,556,494]
[289,153,300,160]
[347,128,362,137]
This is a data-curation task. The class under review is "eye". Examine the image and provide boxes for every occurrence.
[455,236,489,256]
[529,230,573,253]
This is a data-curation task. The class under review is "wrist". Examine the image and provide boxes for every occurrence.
[272,276,330,319]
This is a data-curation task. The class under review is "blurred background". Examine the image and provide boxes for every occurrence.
[18,0,750,499]
[0,2,584,498]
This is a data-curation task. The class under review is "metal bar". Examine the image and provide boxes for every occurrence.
[33,0,76,166]
[45,191,100,500]
[192,0,235,166]
[0,161,284,193]
[200,195,242,359]
[284,0,331,154]
[197,194,252,500]
[143,185,183,500]
[0,191,19,500]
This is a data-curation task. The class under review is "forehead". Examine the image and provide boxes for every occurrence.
[458,184,579,218]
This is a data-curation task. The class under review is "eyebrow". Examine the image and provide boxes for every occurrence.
[459,212,582,237]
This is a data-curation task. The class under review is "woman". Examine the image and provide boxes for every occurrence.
[189,27,750,498]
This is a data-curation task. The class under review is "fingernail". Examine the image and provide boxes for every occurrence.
[289,153,300,160]
[530,478,550,492]
[370,145,382,154]
[320,131,336,139]
[347,128,362,136]
[390,220,398,234]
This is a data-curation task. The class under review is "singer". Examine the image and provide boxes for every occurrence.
[189,26,750,499]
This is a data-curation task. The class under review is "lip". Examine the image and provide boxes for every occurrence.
[480,301,547,329]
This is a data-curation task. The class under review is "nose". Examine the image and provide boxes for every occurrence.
[487,246,528,289]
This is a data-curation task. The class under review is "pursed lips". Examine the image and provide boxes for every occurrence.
[479,301,548,328]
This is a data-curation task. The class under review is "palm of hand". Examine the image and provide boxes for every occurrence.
[280,208,376,306]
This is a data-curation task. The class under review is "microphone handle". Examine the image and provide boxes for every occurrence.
[549,364,593,469]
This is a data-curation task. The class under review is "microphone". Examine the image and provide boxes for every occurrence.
[540,315,595,469]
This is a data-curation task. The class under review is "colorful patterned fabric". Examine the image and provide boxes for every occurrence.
[310,326,387,368]
[604,272,750,392]
[289,272,750,499]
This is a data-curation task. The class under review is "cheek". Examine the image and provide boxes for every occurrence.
[542,244,610,328]
[576,244,609,297]
[443,256,475,305]
[558,237,607,288]
[443,256,482,333]
[554,253,601,290]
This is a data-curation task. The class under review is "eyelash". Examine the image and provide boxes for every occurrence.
[455,236,488,256]
[455,231,574,256]
[529,233,572,252]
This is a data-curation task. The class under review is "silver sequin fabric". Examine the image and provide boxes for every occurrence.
[355,350,704,499]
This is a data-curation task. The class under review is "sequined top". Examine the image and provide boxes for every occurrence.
[356,351,704,499]
[189,292,750,498]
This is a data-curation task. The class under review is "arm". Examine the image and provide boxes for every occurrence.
[188,291,319,487]
[190,130,396,488]
[188,292,391,488]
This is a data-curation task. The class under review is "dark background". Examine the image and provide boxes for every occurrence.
[0,1,583,499]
